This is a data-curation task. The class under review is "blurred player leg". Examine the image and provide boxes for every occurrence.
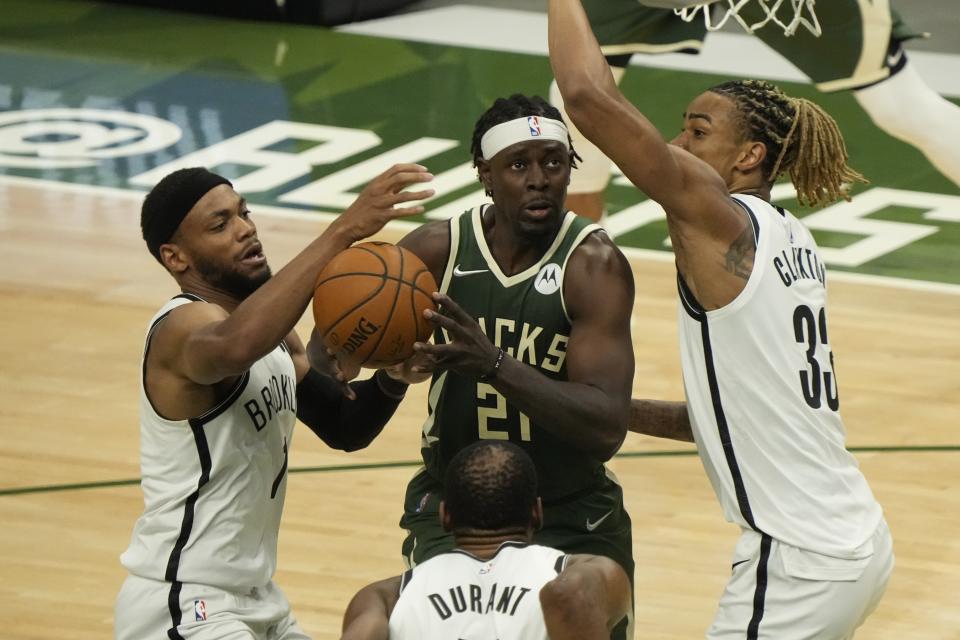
[749,0,960,186]
[707,521,894,639]
[550,0,706,221]
[550,64,628,222]
[854,59,960,186]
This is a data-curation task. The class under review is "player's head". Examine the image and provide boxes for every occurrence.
[672,79,866,206]
[470,94,579,169]
[141,167,271,300]
[470,94,579,237]
[441,440,542,537]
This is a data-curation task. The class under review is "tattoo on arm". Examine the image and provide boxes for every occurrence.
[724,225,756,281]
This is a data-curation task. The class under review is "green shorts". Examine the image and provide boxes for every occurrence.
[745,1,923,91]
[399,467,635,638]
[585,0,706,56]
[584,0,924,91]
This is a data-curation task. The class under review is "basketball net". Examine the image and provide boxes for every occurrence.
[676,0,822,37]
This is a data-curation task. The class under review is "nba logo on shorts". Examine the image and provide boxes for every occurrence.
[194,599,207,622]
[527,116,542,137]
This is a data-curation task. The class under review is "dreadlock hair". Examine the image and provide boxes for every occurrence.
[709,79,867,207]
[443,440,538,533]
[469,93,581,172]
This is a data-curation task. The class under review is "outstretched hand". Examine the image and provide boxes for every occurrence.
[383,350,434,385]
[335,163,435,243]
[412,293,501,379]
[307,328,361,400]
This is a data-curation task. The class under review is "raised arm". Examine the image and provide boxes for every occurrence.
[547,0,753,309]
[540,554,632,640]
[547,0,726,215]
[153,164,435,387]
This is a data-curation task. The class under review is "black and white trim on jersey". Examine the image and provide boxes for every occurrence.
[746,534,773,640]
[674,194,882,636]
[165,419,212,640]
[438,541,569,576]
[732,196,761,245]
[675,275,760,530]
[676,196,759,321]
[141,294,204,416]
[139,294,256,639]
[675,195,765,531]
[695,309,759,532]
[399,567,415,594]
[395,540,560,601]
[678,196,775,638]
[553,554,568,575]
[163,374,253,639]
[676,273,705,321]
[164,367,253,639]
[448,540,531,561]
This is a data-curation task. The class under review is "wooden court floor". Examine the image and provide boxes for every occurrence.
[1,178,958,639]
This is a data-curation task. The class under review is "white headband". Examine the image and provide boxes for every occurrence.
[480,116,569,160]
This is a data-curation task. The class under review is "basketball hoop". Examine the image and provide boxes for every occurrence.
[674,0,822,37]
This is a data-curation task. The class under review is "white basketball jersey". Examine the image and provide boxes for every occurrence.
[121,294,298,589]
[388,542,566,640]
[677,195,882,559]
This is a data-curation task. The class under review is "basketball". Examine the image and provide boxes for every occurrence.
[312,242,437,369]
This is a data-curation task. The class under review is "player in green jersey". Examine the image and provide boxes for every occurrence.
[394,93,636,638]
[553,0,959,219]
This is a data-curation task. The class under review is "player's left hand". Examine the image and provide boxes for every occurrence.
[413,293,501,378]
[307,328,361,399]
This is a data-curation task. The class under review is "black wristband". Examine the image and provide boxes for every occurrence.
[375,368,408,400]
[479,347,505,382]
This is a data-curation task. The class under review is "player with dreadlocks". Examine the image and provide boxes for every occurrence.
[550,1,893,638]
[389,92,638,639]
[708,79,868,206]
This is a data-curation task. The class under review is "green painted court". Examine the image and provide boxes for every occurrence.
[2,0,958,285]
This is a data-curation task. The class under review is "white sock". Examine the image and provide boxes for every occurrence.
[854,61,960,186]
[549,67,627,194]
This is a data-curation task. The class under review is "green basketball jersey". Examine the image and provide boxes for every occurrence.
[579,0,922,91]
[421,206,606,502]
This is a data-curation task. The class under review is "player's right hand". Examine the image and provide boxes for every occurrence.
[307,328,361,399]
[412,293,501,379]
[383,350,434,385]
[336,163,435,242]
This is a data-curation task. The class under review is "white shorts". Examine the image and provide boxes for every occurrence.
[115,574,311,640]
[708,518,894,639]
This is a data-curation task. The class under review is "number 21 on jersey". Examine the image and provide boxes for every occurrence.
[477,383,531,441]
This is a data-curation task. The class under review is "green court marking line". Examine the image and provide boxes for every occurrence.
[0,478,142,496]
[2,445,957,497]
[287,460,422,475]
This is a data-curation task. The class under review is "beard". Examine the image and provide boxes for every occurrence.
[194,255,272,300]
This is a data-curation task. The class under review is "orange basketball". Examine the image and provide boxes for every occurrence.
[312,242,437,369]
